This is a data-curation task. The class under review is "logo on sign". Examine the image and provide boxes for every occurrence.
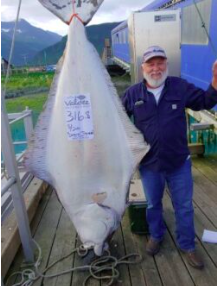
[155,14,176,22]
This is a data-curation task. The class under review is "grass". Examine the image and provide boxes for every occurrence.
[2,72,54,93]
[4,73,130,114]
[112,73,131,96]
[3,72,51,118]
[3,73,130,130]
[5,92,48,114]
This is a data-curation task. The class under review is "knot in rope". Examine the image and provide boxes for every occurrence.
[67,13,84,25]
[83,252,143,286]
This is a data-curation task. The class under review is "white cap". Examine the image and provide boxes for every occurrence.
[142,46,167,63]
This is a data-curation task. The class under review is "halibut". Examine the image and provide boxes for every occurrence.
[24,0,149,255]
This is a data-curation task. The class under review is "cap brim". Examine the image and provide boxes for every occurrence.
[143,53,167,63]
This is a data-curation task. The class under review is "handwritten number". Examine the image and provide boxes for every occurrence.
[85,111,90,119]
[78,111,84,121]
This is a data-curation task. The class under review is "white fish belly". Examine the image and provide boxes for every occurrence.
[25,17,149,252]
[47,19,135,217]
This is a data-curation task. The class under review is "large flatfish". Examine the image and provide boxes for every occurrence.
[24,0,149,255]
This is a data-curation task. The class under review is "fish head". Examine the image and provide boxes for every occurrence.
[74,204,119,256]
[38,0,104,25]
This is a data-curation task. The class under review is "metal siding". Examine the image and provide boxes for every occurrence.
[181,0,216,93]
[182,0,211,44]
[112,43,130,63]
[129,10,181,83]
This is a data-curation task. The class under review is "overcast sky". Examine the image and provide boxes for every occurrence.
[1,0,153,36]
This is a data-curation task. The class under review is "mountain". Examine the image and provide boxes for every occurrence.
[31,22,120,66]
[1,19,62,66]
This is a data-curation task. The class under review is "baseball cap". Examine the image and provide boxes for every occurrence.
[142,46,167,63]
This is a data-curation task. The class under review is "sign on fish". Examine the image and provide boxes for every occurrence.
[63,94,94,140]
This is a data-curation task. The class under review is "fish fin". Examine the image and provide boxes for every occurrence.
[38,0,104,25]
[23,56,64,185]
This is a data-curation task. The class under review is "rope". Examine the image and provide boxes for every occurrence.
[3,0,23,97]
[193,0,217,57]
[67,13,84,25]
[67,0,84,25]
[6,239,142,286]
[72,0,76,14]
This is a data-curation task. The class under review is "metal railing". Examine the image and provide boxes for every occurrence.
[1,107,34,221]
[1,93,34,263]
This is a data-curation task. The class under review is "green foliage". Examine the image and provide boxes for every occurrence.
[5,92,48,114]
[1,72,54,93]
[112,74,131,97]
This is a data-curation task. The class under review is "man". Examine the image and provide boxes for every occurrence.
[122,46,217,269]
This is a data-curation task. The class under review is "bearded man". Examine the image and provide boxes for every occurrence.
[122,46,217,269]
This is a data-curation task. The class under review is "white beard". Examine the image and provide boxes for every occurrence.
[143,68,168,88]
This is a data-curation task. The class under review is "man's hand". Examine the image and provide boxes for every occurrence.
[212,60,217,90]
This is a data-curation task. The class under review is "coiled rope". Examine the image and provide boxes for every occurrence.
[6,239,142,286]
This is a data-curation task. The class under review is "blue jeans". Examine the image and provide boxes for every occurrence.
[139,158,195,251]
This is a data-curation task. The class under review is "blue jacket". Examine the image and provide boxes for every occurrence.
[122,76,217,172]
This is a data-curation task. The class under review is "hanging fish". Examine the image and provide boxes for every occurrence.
[24,0,149,256]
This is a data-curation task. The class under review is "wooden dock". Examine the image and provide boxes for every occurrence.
[4,155,217,286]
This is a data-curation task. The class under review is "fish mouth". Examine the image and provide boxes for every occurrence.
[93,206,120,256]
[74,203,120,256]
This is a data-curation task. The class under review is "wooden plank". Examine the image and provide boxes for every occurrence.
[121,210,149,286]
[192,158,217,186]
[1,178,48,279]
[193,202,217,266]
[131,234,163,286]
[193,168,217,210]
[43,209,77,286]
[123,212,162,286]
[192,155,217,171]
[145,198,194,286]
[192,167,217,205]
[71,236,100,286]
[4,187,53,286]
[32,191,63,286]
[163,191,217,286]
[101,225,131,286]
[193,184,217,227]
[154,229,194,286]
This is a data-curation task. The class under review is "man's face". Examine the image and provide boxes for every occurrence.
[141,57,168,88]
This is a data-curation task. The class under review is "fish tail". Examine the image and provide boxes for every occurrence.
[38,0,104,25]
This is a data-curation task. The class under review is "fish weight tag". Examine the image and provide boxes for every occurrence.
[63,94,94,141]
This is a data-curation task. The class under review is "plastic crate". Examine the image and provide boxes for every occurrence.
[128,204,149,234]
